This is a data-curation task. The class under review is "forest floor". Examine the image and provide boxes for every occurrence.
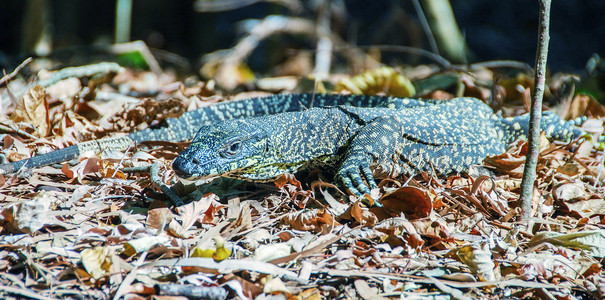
[0,55,604,299]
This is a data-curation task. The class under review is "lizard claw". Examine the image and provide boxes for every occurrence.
[336,164,381,207]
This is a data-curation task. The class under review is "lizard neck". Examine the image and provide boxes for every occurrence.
[232,108,363,180]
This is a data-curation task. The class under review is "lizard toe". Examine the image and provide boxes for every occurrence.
[351,172,372,196]
[336,171,362,197]
[360,166,378,190]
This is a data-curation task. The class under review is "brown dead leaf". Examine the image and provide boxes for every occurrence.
[46,77,81,105]
[583,263,602,278]
[201,203,222,224]
[99,160,126,179]
[61,163,75,178]
[53,110,99,143]
[283,209,340,233]
[220,274,263,299]
[13,85,50,137]
[559,198,605,219]
[556,162,582,177]
[168,194,219,238]
[553,183,589,202]
[4,137,32,162]
[352,241,377,257]
[274,173,313,208]
[64,158,102,183]
[379,187,433,219]
[371,217,425,250]
[2,135,14,150]
[484,152,526,178]
[296,288,322,300]
[123,235,172,257]
[410,218,452,244]
[274,173,302,189]
[339,201,377,227]
[146,207,175,229]
[566,94,605,119]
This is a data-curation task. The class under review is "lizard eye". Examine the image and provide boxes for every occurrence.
[222,140,242,157]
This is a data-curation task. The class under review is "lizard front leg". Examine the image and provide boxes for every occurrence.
[335,116,404,205]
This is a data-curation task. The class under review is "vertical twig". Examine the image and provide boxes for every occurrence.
[519,0,551,220]
[412,0,440,55]
[313,0,333,78]
[115,0,133,43]
[418,0,470,64]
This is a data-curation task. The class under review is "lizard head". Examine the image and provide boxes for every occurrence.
[172,119,268,180]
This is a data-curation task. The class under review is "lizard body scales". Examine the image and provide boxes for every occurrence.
[0,94,584,199]
[172,97,583,196]
[0,94,430,174]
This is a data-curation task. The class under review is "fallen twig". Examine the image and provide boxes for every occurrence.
[142,257,307,284]
[0,57,33,87]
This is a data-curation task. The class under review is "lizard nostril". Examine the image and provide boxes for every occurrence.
[192,158,199,165]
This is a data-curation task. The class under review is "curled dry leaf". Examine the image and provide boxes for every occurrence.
[146,207,174,229]
[450,243,496,281]
[62,158,102,183]
[13,85,50,137]
[107,97,187,132]
[553,183,589,202]
[123,235,172,257]
[379,186,433,219]
[335,66,416,98]
[484,152,526,178]
[274,173,313,207]
[339,201,377,227]
[565,94,605,119]
[283,209,340,233]
[168,194,219,238]
[560,199,605,219]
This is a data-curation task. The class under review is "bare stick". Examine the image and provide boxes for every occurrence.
[412,0,440,55]
[0,57,33,87]
[313,0,333,78]
[519,0,551,220]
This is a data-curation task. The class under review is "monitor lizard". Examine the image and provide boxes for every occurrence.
[0,94,584,202]
[171,97,583,198]
[0,94,443,175]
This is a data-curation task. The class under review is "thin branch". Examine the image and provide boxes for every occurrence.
[351,44,452,69]
[519,0,552,220]
[313,0,333,78]
[412,0,440,55]
[0,57,33,87]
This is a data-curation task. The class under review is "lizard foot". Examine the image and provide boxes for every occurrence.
[335,164,381,206]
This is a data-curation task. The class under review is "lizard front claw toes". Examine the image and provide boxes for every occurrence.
[336,165,381,206]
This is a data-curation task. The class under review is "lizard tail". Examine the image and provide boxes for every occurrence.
[0,145,80,175]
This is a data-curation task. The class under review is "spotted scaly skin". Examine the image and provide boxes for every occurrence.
[0,94,438,174]
[173,97,583,200]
